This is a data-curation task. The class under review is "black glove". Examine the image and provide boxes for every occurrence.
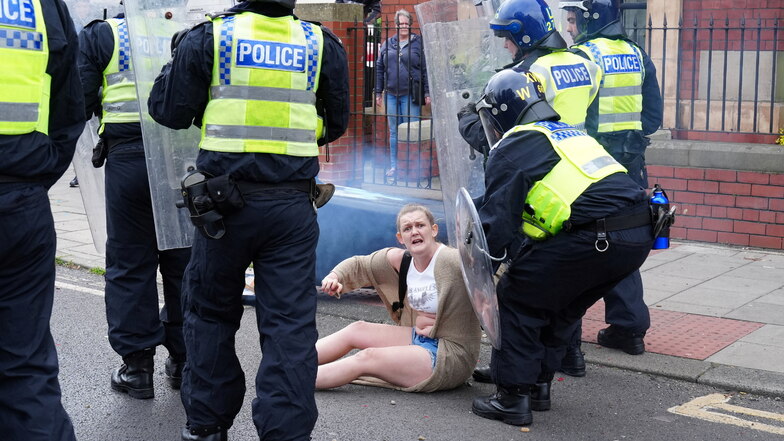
[91,138,107,168]
[457,101,477,120]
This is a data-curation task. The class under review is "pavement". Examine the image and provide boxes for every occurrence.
[49,167,784,398]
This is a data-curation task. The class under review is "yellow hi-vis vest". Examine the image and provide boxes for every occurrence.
[100,18,140,132]
[527,50,601,131]
[502,121,627,240]
[200,13,324,156]
[0,0,50,135]
[575,38,644,133]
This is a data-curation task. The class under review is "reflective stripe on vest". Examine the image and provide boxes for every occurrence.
[502,121,627,240]
[101,18,139,131]
[577,38,644,133]
[200,13,324,156]
[528,50,601,131]
[0,0,50,135]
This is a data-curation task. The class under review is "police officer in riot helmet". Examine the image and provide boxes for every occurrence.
[0,0,83,439]
[470,67,654,426]
[468,0,603,384]
[558,0,663,362]
[77,2,192,401]
[458,0,601,165]
[148,0,350,438]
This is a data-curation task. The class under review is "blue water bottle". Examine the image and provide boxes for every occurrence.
[650,184,670,249]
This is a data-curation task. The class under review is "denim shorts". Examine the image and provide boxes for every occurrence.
[411,328,439,370]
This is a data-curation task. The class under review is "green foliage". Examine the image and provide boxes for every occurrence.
[90,267,106,276]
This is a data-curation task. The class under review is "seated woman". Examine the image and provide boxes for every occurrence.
[317,203,482,392]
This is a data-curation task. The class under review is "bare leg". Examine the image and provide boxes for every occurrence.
[316,321,411,364]
[316,345,433,390]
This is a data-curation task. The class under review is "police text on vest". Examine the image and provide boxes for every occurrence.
[236,39,306,72]
[0,0,36,30]
[550,64,592,90]
[602,54,641,74]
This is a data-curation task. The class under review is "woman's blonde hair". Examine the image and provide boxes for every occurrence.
[396,203,436,232]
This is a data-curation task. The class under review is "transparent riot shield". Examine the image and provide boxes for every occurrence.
[455,187,500,349]
[415,0,510,245]
[64,0,124,256]
[71,118,107,255]
[123,0,233,250]
[67,0,123,33]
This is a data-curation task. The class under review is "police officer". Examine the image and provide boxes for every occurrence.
[0,0,83,438]
[470,68,654,426]
[468,0,602,382]
[77,6,192,399]
[558,0,663,358]
[458,0,601,159]
[147,0,349,438]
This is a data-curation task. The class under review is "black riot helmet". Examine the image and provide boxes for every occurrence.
[475,68,560,146]
[559,0,623,44]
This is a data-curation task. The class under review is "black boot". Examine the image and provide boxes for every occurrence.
[530,382,551,411]
[558,345,586,377]
[471,366,492,384]
[111,348,154,399]
[181,426,227,441]
[597,325,645,355]
[472,385,533,426]
[165,355,185,390]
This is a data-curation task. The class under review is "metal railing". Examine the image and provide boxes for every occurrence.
[630,14,781,142]
[345,15,782,190]
[349,24,439,191]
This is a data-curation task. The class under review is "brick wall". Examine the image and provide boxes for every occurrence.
[648,165,784,250]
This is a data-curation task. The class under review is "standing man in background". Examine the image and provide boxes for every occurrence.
[559,0,663,358]
[0,0,84,438]
[148,0,349,439]
[78,6,192,400]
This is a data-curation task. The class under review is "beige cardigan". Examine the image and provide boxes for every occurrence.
[331,246,482,392]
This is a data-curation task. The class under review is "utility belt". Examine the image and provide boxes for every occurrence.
[563,204,653,252]
[177,170,334,239]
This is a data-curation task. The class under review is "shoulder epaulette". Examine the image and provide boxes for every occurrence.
[207,10,239,20]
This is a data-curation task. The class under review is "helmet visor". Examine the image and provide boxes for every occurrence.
[476,97,503,149]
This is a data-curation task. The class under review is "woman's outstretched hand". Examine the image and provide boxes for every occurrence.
[320,272,343,298]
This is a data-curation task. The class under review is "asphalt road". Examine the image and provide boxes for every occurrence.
[51,266,784,441]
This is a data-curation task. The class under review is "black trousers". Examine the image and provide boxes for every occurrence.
[104,141,190,358]
[0,186,76,441]
[490,222,653,386]
[181,188,319,441]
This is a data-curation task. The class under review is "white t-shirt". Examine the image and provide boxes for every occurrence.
[406,244,444,314]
